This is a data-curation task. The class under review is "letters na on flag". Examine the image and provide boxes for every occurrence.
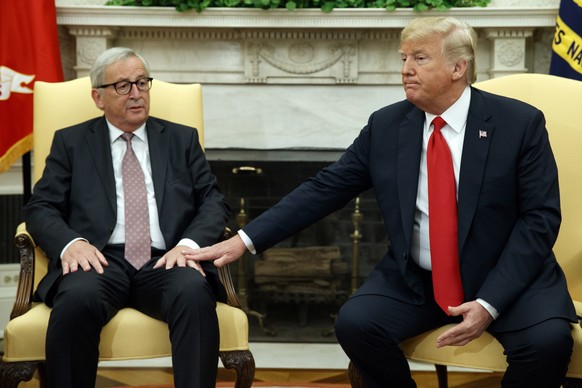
[0,0,64,173]
[550,0,582,80]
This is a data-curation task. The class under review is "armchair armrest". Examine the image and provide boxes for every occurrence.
[11,222,36,320]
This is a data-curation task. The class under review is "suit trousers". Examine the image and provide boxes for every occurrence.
[45,245,220,388]
[335,270,573,388]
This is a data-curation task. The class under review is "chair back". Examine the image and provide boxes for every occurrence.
[31,77,204,290]
[474,74,582,301]
[32,77,204,183]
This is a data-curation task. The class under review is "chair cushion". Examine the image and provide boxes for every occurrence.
[401,321,582,378]
[2,302,248,362]
[401,324,507,372]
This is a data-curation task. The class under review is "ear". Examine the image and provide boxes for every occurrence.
[451,60,468,82]
[91,89,105,111]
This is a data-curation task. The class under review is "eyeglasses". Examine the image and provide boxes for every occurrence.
[97,77,153,95]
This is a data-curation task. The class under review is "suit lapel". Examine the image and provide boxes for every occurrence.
[86,117,116,213]
[397,109,424,250]
[146,117,168,212]
[457,88,494,254]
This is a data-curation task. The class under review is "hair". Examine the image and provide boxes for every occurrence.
[90,47,151,89]
[400,17,477,84]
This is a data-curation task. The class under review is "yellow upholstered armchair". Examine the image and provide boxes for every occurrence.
[349,73,582,388]
[0,77,255,388]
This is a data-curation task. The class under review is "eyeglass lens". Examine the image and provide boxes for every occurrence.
[115,78,152,94]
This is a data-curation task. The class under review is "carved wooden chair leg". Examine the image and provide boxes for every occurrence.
[435,364,448,388]
[220,350,255,388]
[348,361,366,388]
[0,360,42,388]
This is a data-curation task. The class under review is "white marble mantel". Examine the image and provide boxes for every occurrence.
[0,0,561,193]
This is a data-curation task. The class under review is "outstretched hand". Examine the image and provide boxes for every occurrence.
[183,234,247,267]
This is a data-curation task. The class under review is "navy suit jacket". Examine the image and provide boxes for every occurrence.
[25,116,230,302]
[243,87,577,332]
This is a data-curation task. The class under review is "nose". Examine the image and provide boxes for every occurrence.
[128,83,141,98]
[401,58,413,75]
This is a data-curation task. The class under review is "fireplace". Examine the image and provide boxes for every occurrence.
[207,148,386,343]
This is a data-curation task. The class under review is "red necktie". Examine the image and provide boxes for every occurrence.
[121,133,151,269]
[427,116,464,314]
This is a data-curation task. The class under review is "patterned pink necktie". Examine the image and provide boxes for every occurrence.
[121,132,151,269]
[427,116,464,314]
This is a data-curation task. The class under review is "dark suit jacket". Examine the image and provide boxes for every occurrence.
[243,87,577,332]
[25,116,230,302]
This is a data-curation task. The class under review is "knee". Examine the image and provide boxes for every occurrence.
[536,327,573,362]
[53,276,103,315]
[50,275,113,329]
[167,268,214,307]
[335,299,382,349]
[507,321,573,365]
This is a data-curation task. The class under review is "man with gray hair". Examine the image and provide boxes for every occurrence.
[187,17,577,387]
[25,47,230,388]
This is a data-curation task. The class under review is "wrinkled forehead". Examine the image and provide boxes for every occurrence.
[103,57,149,82]
[399,35,444,56]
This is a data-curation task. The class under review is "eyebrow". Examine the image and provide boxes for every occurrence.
[110,74,149,83]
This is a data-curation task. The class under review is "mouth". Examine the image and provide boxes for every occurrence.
[403,81,419,91]
[128,105,145,112]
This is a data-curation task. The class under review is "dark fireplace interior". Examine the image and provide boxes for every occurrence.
[207,149,387,343]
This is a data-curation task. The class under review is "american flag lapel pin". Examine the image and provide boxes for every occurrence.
[479,130,488,139]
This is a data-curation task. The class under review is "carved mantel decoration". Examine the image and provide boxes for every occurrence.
[245,34,359,84]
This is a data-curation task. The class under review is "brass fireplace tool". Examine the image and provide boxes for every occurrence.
[322,195,363,337]
[350,196,363,295]
[232,173,277,336]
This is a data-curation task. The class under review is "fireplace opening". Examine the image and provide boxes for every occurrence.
[208,149,386,343]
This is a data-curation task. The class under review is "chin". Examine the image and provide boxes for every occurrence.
[404,92,417,104]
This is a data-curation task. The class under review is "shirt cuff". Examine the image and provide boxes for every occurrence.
[60,237,88,259]
[476,298,499,320]
[237,230,256,254]
[177,238,200,250]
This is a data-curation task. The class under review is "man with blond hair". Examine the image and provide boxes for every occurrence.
[186,17,577,387]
